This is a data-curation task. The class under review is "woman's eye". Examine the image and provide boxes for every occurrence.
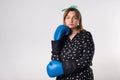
[66,16,78,20]
[66,16,70,19]
[73,17,78,19]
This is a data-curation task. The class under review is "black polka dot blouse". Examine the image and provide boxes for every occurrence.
[51,30,95,80]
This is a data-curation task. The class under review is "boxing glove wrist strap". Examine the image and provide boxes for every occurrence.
[51,40,63,54]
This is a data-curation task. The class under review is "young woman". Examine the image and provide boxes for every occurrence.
[47,7,95,80]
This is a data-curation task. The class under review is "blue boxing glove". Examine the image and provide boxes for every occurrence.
[47,60,64,77]
[47,60,77,77]
[54,25,71,40]
[51,25,71,55]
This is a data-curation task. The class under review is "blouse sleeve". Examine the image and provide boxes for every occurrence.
[51,54,60,61]
[75,31,95,69]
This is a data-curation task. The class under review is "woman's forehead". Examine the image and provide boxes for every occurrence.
[67,11,77,16]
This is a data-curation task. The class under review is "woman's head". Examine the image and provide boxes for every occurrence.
[63,8,83,30]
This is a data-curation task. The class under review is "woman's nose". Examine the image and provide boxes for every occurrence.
[70,18,73,23]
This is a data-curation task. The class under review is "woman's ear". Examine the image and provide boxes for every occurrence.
[77,23,79,26]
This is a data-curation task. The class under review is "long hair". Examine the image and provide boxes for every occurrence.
[63,8,83,30]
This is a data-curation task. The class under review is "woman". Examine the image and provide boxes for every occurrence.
[48,6,95,80]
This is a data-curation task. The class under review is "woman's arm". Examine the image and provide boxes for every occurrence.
[75,31,95,69]
[61,31,95,74]
[48,31,95,76]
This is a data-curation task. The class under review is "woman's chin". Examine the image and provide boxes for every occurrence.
[68,26,77,29]
[68,26,74,29]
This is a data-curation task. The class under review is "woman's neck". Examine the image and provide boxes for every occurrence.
[69,28,80,40]
[71,28,80,35]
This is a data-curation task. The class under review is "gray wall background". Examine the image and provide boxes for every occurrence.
[0,0,120,80]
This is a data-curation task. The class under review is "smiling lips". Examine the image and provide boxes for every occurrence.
[69,24,74,26]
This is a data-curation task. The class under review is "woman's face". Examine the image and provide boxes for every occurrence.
[65,11,79,29]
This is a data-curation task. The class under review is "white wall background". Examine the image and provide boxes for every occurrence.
[0,0,120,80]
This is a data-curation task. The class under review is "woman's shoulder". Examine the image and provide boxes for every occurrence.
[79,29,93,38]
[80,29,91,35]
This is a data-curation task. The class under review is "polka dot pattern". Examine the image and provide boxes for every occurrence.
[52,30,95,80]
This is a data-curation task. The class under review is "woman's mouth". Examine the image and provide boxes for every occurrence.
[69,24,74,26]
